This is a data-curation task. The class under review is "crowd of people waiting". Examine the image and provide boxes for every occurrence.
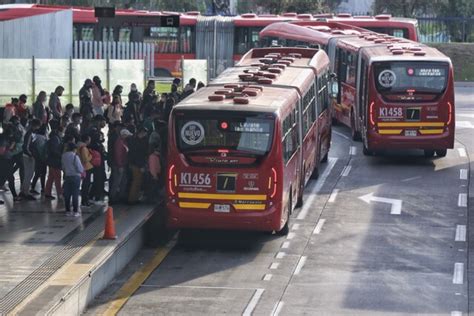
[0,76,203,216]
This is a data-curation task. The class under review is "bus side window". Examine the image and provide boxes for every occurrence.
[119,27,131,42]
[358,58,367,117]
[145,27,179,53]
[180,26,195,53]
[81,25,95,41]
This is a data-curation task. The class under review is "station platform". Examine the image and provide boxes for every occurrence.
[0,188,160,315]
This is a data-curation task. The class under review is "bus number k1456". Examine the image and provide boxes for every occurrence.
[180,173,211,186]
[379,107,403,118]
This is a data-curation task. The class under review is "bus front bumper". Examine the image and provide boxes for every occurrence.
[166,201,282,232]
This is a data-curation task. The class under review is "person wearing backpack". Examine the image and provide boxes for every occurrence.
[30,124,48,194]
[44,120,63,200]
[77,134,93,207]
[20,118,41,200]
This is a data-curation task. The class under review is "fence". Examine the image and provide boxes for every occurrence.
[0,58,145,107]
[73,41,154,78]
[417,16,474,43]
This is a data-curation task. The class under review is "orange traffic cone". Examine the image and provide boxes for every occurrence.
[103,206,117,240]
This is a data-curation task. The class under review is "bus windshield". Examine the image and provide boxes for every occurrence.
[374,61,449,95]
[175,113,274,156]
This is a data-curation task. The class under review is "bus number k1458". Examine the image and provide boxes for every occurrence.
[180,173,211,186]
[379,107,403,118]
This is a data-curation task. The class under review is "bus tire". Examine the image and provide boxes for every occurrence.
[363,144,373,156]
[311,147,321,179]
[436,149,447,157]
[296,192,303,208]
[321,151,328,163]
[351,112,361,141]
[276,207,290,236]
[424,150,435,158]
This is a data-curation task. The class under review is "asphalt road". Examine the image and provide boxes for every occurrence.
[88,86,474,316]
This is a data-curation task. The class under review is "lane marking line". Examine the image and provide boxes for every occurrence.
[313,219,326,235]
[460,169,468,180]
[263,274,272,281]
[242,288,265,316]
[292,224,300,231]
[275,252,286,259]
[451,312,462,316]
[455,225,467,242]
[349,146,357,155]
[287,232,296,240]
[271,301,285,316]
[341,165,352,177]
[401,176,421,182]
[453,263,464,284]
[333,130,351,140]
[458,148,467,158]
[293,256,307,275]
[140,285,255,291]
[328,189,339,203]
[458,193,467,207]
[269,262,280,270]
[297,158,338,220]
[281,241,290,249]
[102,234,177,316]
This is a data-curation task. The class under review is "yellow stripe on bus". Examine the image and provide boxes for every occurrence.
[233,204,266,211]
[419,129,444,135]
[378,129,402,135]
[377,122,444,127]
[178,192,267,201]
[179,202,211,209]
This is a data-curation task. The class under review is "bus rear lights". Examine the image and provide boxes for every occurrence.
[447,102,453,125]
[407,68,414,76]
[369,102,375,126]
[218,148,229,153]
[270,167,278,198]
[168,164,176,196]
[220,122,229,130]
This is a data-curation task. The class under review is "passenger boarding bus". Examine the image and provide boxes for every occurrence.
[259,22,455,157]
[167,48,332,234]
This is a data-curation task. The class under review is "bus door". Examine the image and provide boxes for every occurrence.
[356,52,368,136]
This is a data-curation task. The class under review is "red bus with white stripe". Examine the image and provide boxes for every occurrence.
[167,47,332,234]
[260,23,455,157]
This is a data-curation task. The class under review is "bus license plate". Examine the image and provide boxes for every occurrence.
[214,204,230,213]
[405,130,417,137]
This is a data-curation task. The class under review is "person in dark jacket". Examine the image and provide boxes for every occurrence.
[44,120,64,200]
[30,124,48,194]
[141,80,155,115]
[128,126,149,204]
[0,130,19,202]
[86,115,107,202]
[49,86,64,121]
[79,79,94,130]
[32,91,49,126]
[20,118,41,200]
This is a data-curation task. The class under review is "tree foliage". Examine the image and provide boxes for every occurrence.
[373,0,474,17]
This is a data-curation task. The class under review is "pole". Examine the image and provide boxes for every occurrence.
[31,56,35,102]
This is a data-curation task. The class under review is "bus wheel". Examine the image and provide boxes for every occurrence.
[363,144,373,156]
[436,149,447,157]
[276,208,290,236]
[351,113,361,141]
[296,192,303,208]
[424,150,435,158]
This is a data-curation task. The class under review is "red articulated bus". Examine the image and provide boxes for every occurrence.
[314,13,419,42]
[260,22,455,157]
[167,47,332,234]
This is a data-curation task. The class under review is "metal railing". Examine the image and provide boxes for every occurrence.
[417,16,474,43]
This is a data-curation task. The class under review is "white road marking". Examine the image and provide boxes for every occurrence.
[349,146,357,155]
[359,192,402,215]
[297,158,338,220]
[269,262,280,270]
[243,288,265,316]
[313,219,326,235]
[281,241,290,249]
[287,232,296,240]
[328,189,339,203]
[460,169,468,180]
[275,252,286,259]
[453,263,464,284]
[455,225,466,242]
[401,176,421,182]
[333,130,351,140]
[456,121,474,129]
[458,113,474,118]
[341,165,352,177]
[271,301,284,316]
[458,148,467,158]
[142,285,255,290]
[293,256,307,275]
[458,193,467,207]
[263,274,272,281]
[291,224,300,231]
[451,311,462,316]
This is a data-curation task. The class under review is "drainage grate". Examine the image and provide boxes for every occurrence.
[0,209,106,314]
